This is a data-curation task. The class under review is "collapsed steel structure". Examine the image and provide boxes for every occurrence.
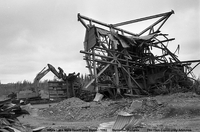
[78,10,200,96]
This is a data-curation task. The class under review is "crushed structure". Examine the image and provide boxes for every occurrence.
[78,10,200,96]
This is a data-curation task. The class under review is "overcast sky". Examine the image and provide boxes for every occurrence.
[0,0,199,84]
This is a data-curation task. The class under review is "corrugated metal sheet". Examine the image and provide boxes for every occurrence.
[112,114,134,131]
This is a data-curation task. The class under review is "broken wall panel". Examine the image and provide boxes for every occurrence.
[78,11,200,96]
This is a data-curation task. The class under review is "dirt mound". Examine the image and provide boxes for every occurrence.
[54,97,86,107]
[38,98,130,121]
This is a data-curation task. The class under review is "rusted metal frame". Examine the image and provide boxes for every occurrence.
[142,52,156,63]
[155,16,171,34]
[121,66,149,94]
[83,48,123,89]
[114,61,120,94]
[120,66,130,86]
[186,62,200,76]
[98,35,111,57]
[164,56,170,63]
[84,60,115,89]
[184,65,195,78]
[147,49,171,63]
[81,50,144,66]
[78,13,110,29]
[173,67,187,79]
[110,45,123,95]
[100,40,120,60]
[92,49,98,92]
[81,50,111,59]
[96,42,125,95]
[151,62,189,67]
[85,54,93,75]
[111,54,144,91]
[94,48,107,58]
[159,77,172,86]
[87,48,137,68]
[144,57,156,65]
[95,30,109,50]
[155,38,180,62]
[174,45,180,54]
[149,26,155,34]
[77,14,89,30]
[151,38,175,45]
[95,48,107,54]
[95,47,108,56]
[122,50,133,60]
[92,35,109,62]
[84,58,136,69]
[90,58,117,65]
[150,44,169,51]
[97,32,139,56]
[142,69,147,90]
[139,14,171,36]
[112,10,174,27]
[77,13,138,36]
[155,58,169,64]
[125,58,134,94]
[108,35,113,49]
[101,49,107,56]
[154,53,169,60]
[83,22,93,74]
[94,46,141,59]
[174,60,200,64]
[104,34,112,50]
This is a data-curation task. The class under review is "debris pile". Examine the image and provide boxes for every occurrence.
[0,98,31,132]
[39,93,200,123]
[77,90,96,102]
[98,92,200,131]
[38,97,130,121]
[130,98,171,119]
[125,92,200,121]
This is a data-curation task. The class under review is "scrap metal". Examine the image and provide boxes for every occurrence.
[78,10,200,96]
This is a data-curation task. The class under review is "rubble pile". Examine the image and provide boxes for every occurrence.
[38,92,200,130]
[38,97,131,121]
[0,98,31,132]
[95,92,200,132]
[78,90,96,102]
[127,92,200,120]
[130,98,171,119]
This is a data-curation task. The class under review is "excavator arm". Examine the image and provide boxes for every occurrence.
[33,65,51,95]
[47,64,67,80]
[33,64,68,96]
[17,64,71,100]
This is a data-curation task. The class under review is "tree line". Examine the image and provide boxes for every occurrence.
[0,80,50,96]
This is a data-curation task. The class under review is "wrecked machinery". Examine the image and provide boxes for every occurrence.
[78,10,200,96]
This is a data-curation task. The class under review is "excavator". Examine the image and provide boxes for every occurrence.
[16,64,80,101]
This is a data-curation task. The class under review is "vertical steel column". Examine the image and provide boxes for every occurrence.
[114,64,120,94]
[92,49,98,92]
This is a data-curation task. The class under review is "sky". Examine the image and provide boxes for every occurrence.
[0,0,199,84]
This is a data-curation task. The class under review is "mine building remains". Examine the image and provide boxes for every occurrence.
[78,10,200,97]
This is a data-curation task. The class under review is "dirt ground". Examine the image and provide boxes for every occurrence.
[15,92,200,132]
